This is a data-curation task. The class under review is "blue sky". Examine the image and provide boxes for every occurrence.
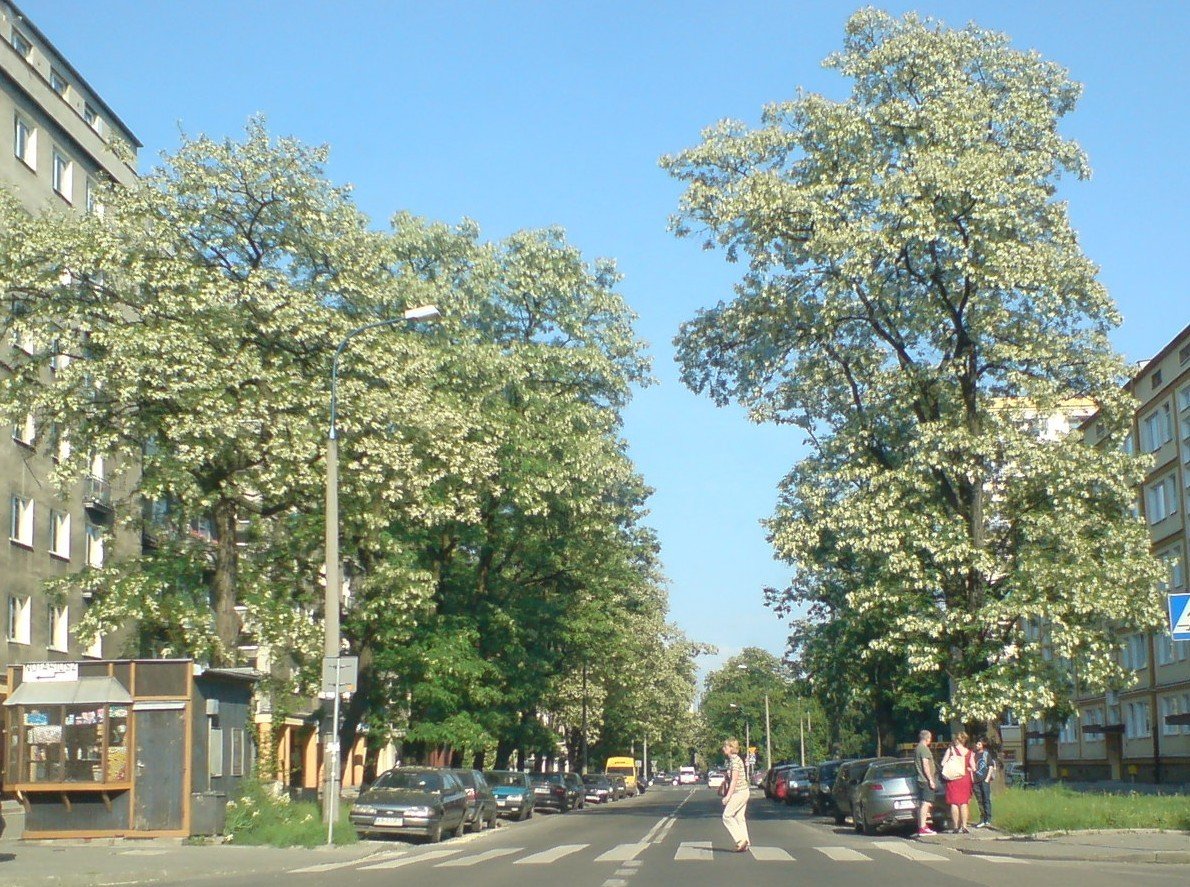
[31,1,1189,682]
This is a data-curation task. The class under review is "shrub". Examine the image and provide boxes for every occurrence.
[225,779,358,847]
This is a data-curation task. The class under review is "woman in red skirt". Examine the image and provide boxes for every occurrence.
[940,732,974,833]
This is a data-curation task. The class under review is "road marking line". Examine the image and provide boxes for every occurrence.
[874,840,950,862]
[602,881,628,887]
[515,843,589,865]
[615,867,636,876]
[969,854,1029,863]
[675,840,714,861]
[595,842,650,862]
[624,860,642,867]
[817,846,872,861]
[359,847,461,869]
[652,817,677,844]
[436,847,522,867]
[749,845,795,861]
[642,816,672,843]
[290,859,385,873]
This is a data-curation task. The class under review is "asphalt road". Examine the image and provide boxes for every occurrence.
[153,784,1189,887]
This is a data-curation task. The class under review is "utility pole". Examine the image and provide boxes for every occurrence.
[764,694,772,773]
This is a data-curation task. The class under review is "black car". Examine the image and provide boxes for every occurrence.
[450,768,499,832]
[831,757,897,824]
[529,772,572,812]
[583,773,613,804]
[485,769,534,820]
[562,771,586,809]
[349,767,468,842]
[811,759,849,815]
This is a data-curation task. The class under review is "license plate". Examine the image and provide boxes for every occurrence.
[496,799,507,806]
[894,799,916,810]
[534,787,548,793]
[374,815,404,826]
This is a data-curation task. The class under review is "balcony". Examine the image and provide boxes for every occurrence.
[83,475,113,518]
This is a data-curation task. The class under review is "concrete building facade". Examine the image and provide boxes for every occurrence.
[2,1,140,696]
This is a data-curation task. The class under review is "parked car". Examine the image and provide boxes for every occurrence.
[583,773,613,804]
[831,757,897,824]
[562,772,587,809]
[484,770,534,821]
[707,768,726,789]
[811,759,850,815]
[782,766,816,805]
[763,762,796,799]
[529,772,572,812]
[678,766,699,785]
[349,767,468,842]
[608,774,627,800]
[852,760,949,835]
[450,768,498,832]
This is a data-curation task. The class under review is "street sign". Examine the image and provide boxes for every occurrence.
[321,655,359,696]
[1168,593,1190,642]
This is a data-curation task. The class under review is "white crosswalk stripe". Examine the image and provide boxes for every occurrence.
[514,843,589,864]
[817,846,872,861]
[436,847,522,867]
[749,846,795,861]
[594,842,650,862]
[874,839,950,862]
[968,854,1030,863]
[359,847,462,869]
[675,840,713,860]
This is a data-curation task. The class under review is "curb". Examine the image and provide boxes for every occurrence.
[948,844,1190,864]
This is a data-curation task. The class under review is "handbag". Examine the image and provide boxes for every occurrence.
[941,750,966,781]
[718,756,735,796]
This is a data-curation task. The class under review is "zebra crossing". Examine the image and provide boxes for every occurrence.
[287,838,1030,874]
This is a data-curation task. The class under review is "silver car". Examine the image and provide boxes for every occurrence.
[852,760,948,835]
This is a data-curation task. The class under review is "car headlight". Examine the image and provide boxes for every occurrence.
[353,805,377,815]
[402,806,434,818]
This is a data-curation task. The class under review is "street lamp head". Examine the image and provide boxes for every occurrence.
[402,304,440,321]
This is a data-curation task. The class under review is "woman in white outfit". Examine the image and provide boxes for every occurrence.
[720,737,750,852]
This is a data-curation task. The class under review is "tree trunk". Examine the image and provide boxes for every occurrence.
[471,750,486,770]
[210,499,241,665]
[495,739,514,770]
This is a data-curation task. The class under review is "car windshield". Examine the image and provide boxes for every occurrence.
[486,771,526,786]
[868,761,916,780]
[582,775,605,784]
[818,763,840,780]
[372,770,441,791]
[531,773,565,784]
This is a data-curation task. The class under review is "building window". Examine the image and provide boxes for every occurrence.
[11,29,32,58]
[1122,633,1148,671]
[10,495,34,546]
[7,595,32,644]
[1058,717,1078,744]
[49,604,69,652]
[84,522,104,568]
[230,729,246,776]
[1183,693,1190,736]
[1151,369,1163,389]
[1178,384,1190,414]
[1125,701,1151,739]
[52,149,73,201]
[49,68,68,96]
[50,508,71,559]
[209,726,224,778]
[83,632,103,658]
[14,114,36,168]
[1158,545,1185,591]
[83,103,100,132]
[84,177,103,216]
[1145,474,1179,524]
[13,413,35,446]
[1140,403,1173,452]
[1160,696,1181,737]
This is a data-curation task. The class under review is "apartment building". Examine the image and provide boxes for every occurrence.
[1024,324,1190,784]
[2,2,140,688]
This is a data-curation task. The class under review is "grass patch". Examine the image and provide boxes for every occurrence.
[993,785,1190,834]
[225,780,359,847]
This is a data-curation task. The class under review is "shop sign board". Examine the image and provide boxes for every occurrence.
[23,661,79,683]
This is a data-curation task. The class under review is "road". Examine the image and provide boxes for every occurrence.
[161,783,1188,887]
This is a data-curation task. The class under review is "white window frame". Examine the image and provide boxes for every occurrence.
[10,495,34,546]
[14,113,36,168]
[1178,383,1190,414]
[1146,475,1179,524]
[90,453,106,480]
[1156,632,1174,666]
[83,103,100,132]
[1141,403,1173,452]
[48,604,69,652]
[1160,695,1181,737]
[13,412,35,446]
[1125,701,1151,739]
[11,29,32,58]
[49,68,68,96]
[52,148,73,201]
[84,522,104,568]
[49,508,71,559]
[1058,716,1078,744]
[7,594,31,644]
[1122,633,1148,671]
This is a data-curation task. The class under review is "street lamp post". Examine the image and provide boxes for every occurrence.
[322,305,440,833]
[736,664,773,774]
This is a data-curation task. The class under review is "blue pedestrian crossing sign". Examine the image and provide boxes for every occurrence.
[1169,593,1190,642]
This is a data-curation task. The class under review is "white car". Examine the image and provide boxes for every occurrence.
[707,769,725,789]
[678,766,699,785]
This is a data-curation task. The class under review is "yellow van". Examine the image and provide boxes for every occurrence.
[604,756,638,795]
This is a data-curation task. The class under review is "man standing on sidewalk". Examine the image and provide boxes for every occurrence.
[972,737,994,828]
[914,729,938,836]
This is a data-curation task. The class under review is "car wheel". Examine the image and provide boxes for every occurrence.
[834,807,846,825]
[861,810,877,837]
[428,822,443,844]
[518,804,531,822]
[453,815,466,838]
[473,811,485,832]
[853,805,864,833]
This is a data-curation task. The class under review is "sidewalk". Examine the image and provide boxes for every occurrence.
[919,826,1190,864]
